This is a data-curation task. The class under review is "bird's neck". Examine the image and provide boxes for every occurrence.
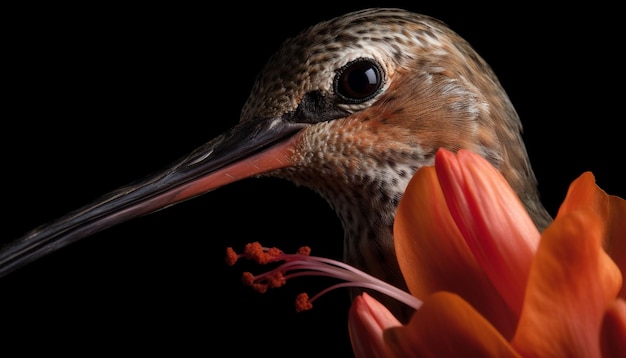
[275,160,418,321]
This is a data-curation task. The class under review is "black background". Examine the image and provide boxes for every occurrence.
[4,2,623,356]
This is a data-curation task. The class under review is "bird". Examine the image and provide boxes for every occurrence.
[2,8,552,323]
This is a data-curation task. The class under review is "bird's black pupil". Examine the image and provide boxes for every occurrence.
[336,58,383,103]
[347,66,376,94]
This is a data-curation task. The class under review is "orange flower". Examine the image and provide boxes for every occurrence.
[228,148,626,357]
[350,148,626,357]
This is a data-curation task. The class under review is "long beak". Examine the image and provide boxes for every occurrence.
[0,118,307,278]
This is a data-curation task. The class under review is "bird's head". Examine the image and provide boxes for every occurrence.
[1,8,551,310]
[237,8,549,228]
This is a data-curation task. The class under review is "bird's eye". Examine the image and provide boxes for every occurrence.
[334,58,384,103]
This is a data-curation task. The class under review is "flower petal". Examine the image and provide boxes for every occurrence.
[433,148,541,316]
[607,195,626,299]
[557,172,626,299]
[348,292,401,358]
[556,171,609,217]
[511,208,622,357]
[383,292,520,357]
[601,298,626,358]
[394,164,517,337]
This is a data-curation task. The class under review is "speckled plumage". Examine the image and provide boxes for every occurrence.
[239,8,552,320]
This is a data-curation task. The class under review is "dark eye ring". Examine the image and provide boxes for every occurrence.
[334,58,384,103]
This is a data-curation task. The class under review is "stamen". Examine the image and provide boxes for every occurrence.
[295,293,313,312]
[297,246,311,255]
[226,242,423,313]
[242,242,281,264]
[225,247,238,266]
